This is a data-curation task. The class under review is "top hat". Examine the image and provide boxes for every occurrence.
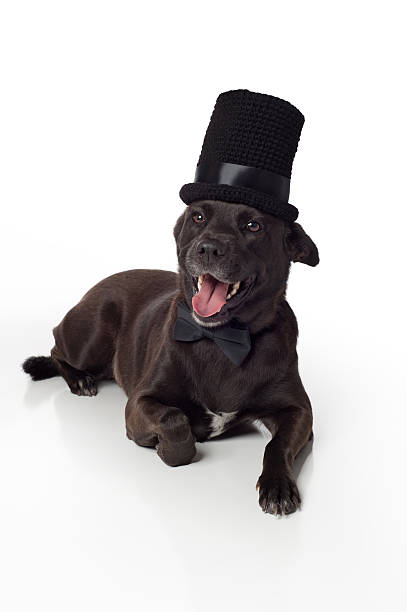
[179,89,304,222]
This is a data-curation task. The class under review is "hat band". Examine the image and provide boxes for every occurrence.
[194,161,290,202]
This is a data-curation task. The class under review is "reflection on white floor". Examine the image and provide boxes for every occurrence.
[2,327,402,612]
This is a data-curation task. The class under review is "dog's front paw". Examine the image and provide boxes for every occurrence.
[156,410,196,467]
[156,435,196,467]
[256,472,301,516]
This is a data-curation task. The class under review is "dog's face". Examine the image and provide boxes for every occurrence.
[174,200,319,328]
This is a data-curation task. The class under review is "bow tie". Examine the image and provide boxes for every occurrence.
[173,301,251,366]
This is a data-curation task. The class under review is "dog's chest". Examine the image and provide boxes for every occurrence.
[184,361,263,439]
[204,407,239,439]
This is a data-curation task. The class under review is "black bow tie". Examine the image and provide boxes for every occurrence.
[173,301,251,366]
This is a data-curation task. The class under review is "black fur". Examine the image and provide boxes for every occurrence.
[22,356,59,381]
[23,200,319,515]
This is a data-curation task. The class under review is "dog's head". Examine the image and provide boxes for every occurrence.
[174,200,319,328]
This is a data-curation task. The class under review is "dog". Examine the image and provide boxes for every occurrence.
[23,199,319,515]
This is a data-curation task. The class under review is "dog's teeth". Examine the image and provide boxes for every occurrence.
[197,275,203,290]
[226,281,240,301]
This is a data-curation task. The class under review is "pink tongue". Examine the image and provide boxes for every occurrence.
[192,274,229,317]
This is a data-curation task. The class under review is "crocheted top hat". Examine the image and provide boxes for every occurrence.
[179,89,304,222]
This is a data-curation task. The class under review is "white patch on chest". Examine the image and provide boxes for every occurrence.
[205,408,239,439]
[253,419,273,440]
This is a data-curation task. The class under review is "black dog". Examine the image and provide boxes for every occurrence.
[23,200,318,515]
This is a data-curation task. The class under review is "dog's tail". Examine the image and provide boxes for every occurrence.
[22,356,60,381]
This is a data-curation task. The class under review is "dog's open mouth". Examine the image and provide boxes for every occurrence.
[192,274,255,318]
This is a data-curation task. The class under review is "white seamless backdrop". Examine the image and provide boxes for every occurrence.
[1,2,406,611]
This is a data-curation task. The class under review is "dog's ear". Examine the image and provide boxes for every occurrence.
[173,211,185,242]
[284,222,319,266]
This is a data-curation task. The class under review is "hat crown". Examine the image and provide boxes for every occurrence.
[198,89,304,179]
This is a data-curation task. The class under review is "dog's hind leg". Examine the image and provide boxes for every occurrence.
[48,293,122,396]
[53,357,98,397]
[23,352,97,396]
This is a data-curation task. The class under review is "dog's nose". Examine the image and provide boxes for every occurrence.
[196,239,226,259]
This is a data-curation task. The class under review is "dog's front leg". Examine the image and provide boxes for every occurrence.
[125,395,196,467]
[257,406,312,516]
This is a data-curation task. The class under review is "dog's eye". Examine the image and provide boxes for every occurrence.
[192,212,206,224]
[246,220,261,233]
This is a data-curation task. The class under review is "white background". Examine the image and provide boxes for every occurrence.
[1,1,406,610]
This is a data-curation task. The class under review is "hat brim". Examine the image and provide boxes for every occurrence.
[179,182,298,223]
